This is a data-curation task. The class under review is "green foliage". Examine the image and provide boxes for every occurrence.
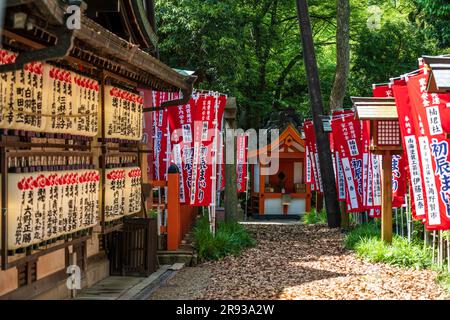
[344,222,380,250]
[147,209,158,219]
[193,215,255,261]
[355,236,433,269]
[156,1,448,129]
[345,223,434,270]
[436,272,450,293]
[345,222,450,294]
[301,208,328,225]
[349,21,439,99]
[412,0,450,49]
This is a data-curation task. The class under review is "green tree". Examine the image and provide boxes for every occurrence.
[155,0,447,129]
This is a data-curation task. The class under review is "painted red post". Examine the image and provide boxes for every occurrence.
[167,171,181,251]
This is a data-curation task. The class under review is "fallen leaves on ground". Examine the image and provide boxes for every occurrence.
[152,223,448,300]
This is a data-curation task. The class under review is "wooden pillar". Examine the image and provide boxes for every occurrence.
[305,183,311,212]
[167,172,181,251]
[381,151,393,244]
[340,202,349,231]
[139,143,151,215]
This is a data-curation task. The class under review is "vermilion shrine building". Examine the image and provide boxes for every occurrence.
[249,124,311,217]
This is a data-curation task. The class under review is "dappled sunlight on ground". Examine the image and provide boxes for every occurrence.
[150,223,447,300]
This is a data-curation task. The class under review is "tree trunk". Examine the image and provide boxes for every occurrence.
[296,0,341,228]
[224,119,239,222]
[329,0,350,111]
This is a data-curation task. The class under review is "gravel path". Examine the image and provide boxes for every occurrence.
[149,223,448,300]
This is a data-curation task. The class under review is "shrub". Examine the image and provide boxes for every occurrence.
[345,223,433,269]
[193,215,255,261]
[344,222,380,250]
[354,236,433,269]
[301,208,327,225]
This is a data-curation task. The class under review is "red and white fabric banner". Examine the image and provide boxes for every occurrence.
[331,111,355,203]
[406,70,450,230]
[331,111,365,212]
[236,134,248,193]
[167,93,192,204]
[392,82,427,220]
[151,91,172,181]
[302,120,322,193]
[189,94,226,206]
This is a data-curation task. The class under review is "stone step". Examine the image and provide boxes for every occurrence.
[178,243,194,251]
[157,251,198,267]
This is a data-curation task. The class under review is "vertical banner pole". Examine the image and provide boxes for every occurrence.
[447,234,450,272]
[245,159,249,221]
[395,208,398,235]
[209,94,220,235]
[432,231,436,264]
[439,230,443,267]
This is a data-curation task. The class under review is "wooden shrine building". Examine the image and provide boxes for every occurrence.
[249,124,311,217]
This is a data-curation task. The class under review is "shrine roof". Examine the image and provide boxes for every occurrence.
[351,97,398,120]
[3,0,195,93]
[248,123,305,159]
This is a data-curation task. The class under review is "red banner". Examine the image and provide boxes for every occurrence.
[331,111,352,202]
[331,112,365,212]
[236,134,248,193]
[167,93,192,204]
[152,91,172,181]
[189,95,226,206]
[407,70,450,230]
[302,120,322,193]
[392,83,427,220]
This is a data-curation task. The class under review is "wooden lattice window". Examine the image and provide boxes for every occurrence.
[376,120,401,146]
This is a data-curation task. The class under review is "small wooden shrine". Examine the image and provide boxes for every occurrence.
[249,124,311,217]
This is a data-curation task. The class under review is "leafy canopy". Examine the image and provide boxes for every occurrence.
[156,0,449,129]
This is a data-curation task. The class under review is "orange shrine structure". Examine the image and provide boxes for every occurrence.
[249,124,311,217]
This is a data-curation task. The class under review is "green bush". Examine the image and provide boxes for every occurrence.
[193,215,255,261]
[301,208,327,225]
[344,222,380,250]
[345,223,450,295]
[436,272,450,293]
[345,223,433,269]
[355,237,433,269]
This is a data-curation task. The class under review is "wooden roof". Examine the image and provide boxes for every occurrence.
[354,105,398,120]
[248,123,305,159]
[422,55,450,93]
[85,0,158,55]
[351,97,398,120]
[2,0,195,93]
